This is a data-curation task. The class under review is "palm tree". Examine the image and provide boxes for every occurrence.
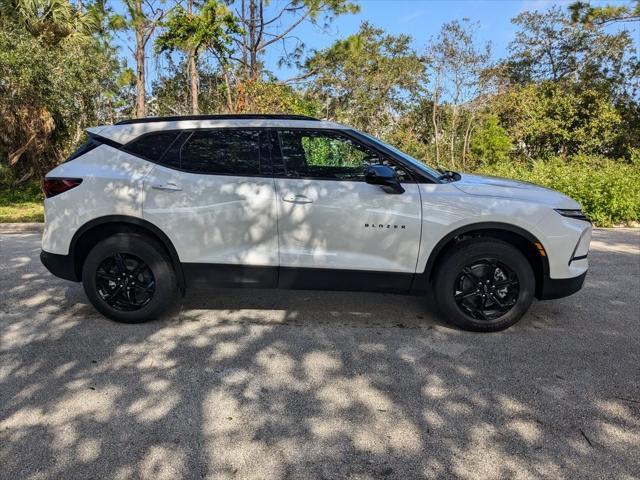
[155,0,239,114]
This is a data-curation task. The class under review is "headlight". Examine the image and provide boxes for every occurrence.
[554,209,590,222]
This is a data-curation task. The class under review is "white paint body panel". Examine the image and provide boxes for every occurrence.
[275,179,421,272]
[42,145,152,255]
[416,177,590,279]
[142,165,278,265]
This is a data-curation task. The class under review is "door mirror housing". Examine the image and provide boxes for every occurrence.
[364,165,405,194]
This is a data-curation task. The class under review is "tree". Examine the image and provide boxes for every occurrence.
[569,0,640,26]
[425,19,491,167]
[506,6,635,91]
[492,4,639,159]
[152,59,229,115]
[0,0,83,41]
[470,115,512,164]
[0,1,126,181]
[231,0,359,81]
[155,0,239,114]
[305,22,424,138]
[490,81,625,158]
[120,0,167,117]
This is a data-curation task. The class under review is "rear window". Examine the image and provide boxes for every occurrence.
[180,130,262,175]
[124,132,181,162]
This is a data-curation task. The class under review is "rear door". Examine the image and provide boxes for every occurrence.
[271,129,422,290]
[138,129,278,281]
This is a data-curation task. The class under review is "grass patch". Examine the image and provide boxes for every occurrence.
[0,202,44,222]
[0,181,44,222]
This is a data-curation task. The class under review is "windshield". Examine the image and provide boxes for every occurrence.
[358,132,441,179]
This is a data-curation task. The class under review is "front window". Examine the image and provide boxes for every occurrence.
[357,132,441,179]
[275,129,410,181]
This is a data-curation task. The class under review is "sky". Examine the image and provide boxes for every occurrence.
[113,0,638,87]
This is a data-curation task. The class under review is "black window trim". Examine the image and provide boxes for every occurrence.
[112,126,439,183]
[122,127,273,178]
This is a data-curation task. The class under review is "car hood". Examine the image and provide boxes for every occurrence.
[453,173,580,208]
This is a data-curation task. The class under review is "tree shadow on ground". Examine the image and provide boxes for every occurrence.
[1,231,639,479]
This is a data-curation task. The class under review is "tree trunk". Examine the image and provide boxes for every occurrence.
[134,13,146,118]
[248,0,260,79]
[449,105,457,169]
[186,0,198,114]
[241,0,248,76]
[432,101,440,168]
[188,50,199,114]
[431,73,441,168]
[462,112,475,167]
[223,67,234,112]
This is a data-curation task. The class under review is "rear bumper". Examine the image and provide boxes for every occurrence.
[40,250,79,282]
[537,271,587,300]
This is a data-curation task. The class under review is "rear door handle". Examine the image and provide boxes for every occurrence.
[282,193,313,204]
[152,182,182,191]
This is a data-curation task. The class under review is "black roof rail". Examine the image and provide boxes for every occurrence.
[115,114,320,125]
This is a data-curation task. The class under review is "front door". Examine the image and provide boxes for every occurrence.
[271,129,422,290]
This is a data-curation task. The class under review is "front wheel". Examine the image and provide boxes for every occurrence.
[82,234,178,323]
[433,239,535,332]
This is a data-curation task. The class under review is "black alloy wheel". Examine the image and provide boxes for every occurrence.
[82,233,178,323]
[454,259,520,321]
[432,238,535,332]
[95,253,156,311]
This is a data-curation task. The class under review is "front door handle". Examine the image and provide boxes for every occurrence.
[282,193,313,204]
[152,182,182,192]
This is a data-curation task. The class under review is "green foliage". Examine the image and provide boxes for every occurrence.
[473,157,640,226]
[489,81,630,158]
[152,60,229,115]
[302,136,365,167]
[505,6,635,88]
[155,1,240,57]
[0,2,130,180]
[470,115,512,164]
[305,22,424,137]
[570,0,640,26]
[236,80,319,116]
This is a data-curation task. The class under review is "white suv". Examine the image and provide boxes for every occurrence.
[40,114,591,331]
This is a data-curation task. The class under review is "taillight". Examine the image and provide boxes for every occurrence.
[42,178,83,198]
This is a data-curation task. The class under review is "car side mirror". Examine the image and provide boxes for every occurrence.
[364,165,405,194]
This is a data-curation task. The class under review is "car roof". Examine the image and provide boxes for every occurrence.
[87,115,348,144]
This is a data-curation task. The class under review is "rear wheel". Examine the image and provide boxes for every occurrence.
[433,239,535,332]
[82,234,178,323]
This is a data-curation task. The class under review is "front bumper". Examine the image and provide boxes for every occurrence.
[40,250,79,282]
[537,270,587,300]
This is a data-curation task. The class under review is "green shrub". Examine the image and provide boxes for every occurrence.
[473,156,640,227]
[470,115,513,164]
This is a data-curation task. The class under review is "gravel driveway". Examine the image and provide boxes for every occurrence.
[1,229,639,479]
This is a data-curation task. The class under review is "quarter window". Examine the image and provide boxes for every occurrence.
[125,131,181,166]
[180,130,262,175]
[275,130,408,181]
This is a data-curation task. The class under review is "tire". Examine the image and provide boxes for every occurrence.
[82,233,178,323]
[433,238,535,332]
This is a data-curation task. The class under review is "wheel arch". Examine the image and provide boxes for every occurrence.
[69,215,185,292]
[415,222,550,298]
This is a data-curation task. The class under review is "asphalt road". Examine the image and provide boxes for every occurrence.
[1,229,639,480]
